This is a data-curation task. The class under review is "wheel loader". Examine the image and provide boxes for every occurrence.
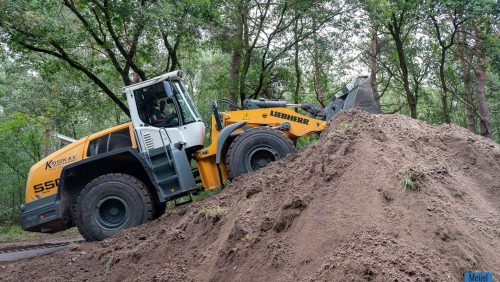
[20,70,379,241]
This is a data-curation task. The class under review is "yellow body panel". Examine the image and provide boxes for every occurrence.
[25,123,136,203]
[224,107,326,137]
[27,107,324,202]
[194,108,326,190]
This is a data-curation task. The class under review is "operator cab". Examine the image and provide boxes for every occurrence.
[135,85,179,127]
[123,71,205,154]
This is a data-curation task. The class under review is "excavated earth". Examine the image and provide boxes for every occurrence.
[1,110,499,281]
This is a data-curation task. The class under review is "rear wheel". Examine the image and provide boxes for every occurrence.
[74,173,153,241]
[226,127,296,179]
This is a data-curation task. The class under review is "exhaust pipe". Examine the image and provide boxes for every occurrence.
[56,133,76,145]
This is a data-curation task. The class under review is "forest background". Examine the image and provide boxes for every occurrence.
[0,0,498,225]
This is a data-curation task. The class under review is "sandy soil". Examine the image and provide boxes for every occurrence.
[1,110,499,281]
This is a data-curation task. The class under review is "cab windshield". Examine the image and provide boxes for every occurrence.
[133,80,201,127]
[171,80,202,124]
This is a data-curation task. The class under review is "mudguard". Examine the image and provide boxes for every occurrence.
[215,121,247,164]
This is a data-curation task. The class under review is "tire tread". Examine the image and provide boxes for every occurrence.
[225,127,295,179]
[73,173,153,241]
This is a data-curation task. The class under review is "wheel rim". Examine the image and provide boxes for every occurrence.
[245,144,279,172]
[94,195,130,230]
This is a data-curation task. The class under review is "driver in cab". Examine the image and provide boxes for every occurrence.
[150,97,164,125]
[150,97,178,127]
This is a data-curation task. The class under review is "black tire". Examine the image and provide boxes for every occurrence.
[153,202,167,219]
[74,173,153,241]
[226,127,296,179]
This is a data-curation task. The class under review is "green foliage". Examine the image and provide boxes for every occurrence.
[296,134,320,150]
[401,168,423,191]
[0,0,498,226]
[202,205,225,222]
[0,225,78,242]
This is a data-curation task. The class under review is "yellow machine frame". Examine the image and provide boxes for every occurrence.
[26,107,325,204]
[25,123,137,204]
[195,107,326,190]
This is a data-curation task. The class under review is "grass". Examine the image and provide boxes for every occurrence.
[336,122,356,133]
[327,122,356,137]
[0,225,79,243]
[401,168,422,191]
[202,205,225,221]
[296,135,320,149]
[203,206,225,217]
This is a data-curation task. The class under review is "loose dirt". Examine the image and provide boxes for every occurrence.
[1,110,499,281]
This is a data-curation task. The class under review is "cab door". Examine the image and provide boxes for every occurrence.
[125,81,196,199]
[127,81,184,153]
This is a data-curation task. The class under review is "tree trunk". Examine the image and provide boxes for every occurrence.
[43,90,52,157]
[162,34,180,73]
[474,27,492,138]
[369,18,380,107]
[238,1,251,106]
[43,123,51,157]
[229,20,242,107]
[439,48,451,123]
[430,14,461,124]
[11,188,15,221]
[393,39,417,119]
[312,18,325,107]
[71,121,77,139]
[460,55,475,132]
[387,14,417,118]
[293,14,300,112]
[457,30,475,132]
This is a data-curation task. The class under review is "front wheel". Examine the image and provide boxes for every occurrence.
[226,127,296,179]
[74,173,153,241]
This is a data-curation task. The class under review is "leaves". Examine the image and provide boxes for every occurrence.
[0,0,498,224]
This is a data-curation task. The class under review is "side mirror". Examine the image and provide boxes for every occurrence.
[163,81,174,98]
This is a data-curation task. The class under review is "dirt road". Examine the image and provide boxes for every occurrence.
[0,235,83,263]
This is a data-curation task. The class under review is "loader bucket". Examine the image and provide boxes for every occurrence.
[325,76,380,120]
[343,77,380,114]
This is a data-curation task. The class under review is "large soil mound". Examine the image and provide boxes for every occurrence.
[2,110,500,281]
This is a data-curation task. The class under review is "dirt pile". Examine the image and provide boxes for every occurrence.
[2,110,500,281]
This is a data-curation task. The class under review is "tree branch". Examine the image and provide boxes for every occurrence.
[17,40,130,116]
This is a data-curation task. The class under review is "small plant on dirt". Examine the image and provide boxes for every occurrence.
[202,205,225,222]
[401,168,422,191]
[327,122,356,137]
[103,256,117,279]
[336,122,355,133]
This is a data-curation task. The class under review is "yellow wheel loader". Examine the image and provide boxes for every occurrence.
[20,71,378,241]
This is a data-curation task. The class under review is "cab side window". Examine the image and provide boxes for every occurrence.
[133,82,180,127]
[87,129,132,157]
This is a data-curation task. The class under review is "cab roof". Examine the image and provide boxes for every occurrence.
[122,70,184,93]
